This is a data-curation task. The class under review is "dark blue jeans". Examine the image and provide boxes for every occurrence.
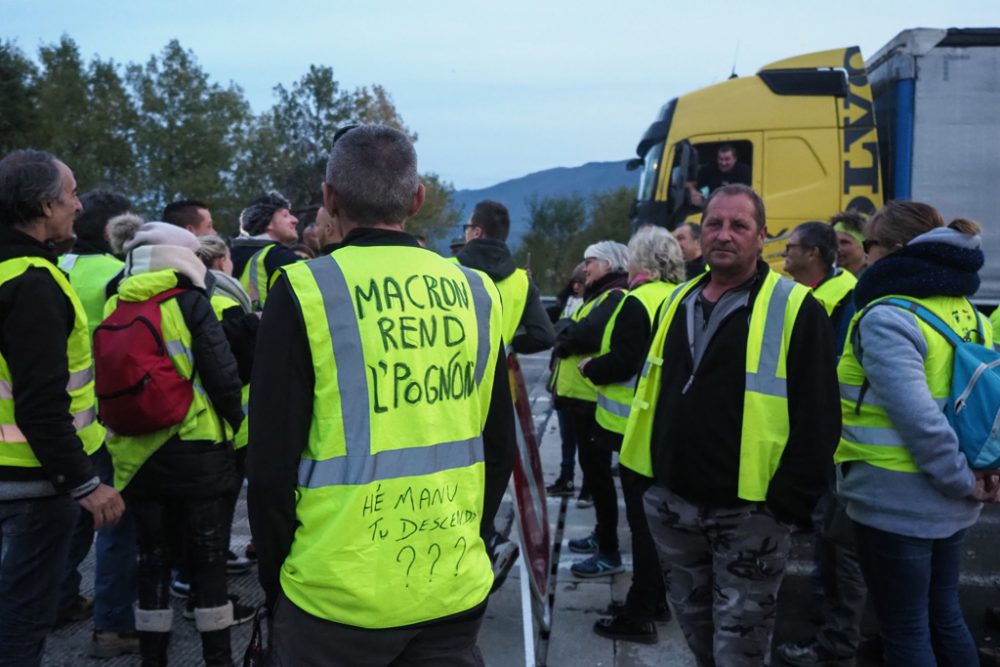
[0,494,79,666]
[555,407,578,480]
[853,522,976,667]
[59,447,137,632]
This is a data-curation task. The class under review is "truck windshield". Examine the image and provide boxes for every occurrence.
[637,142,664,202]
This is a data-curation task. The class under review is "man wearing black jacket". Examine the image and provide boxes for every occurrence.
[248,125,515,666]
[457,200,554,354]
[623,185,840,666]
[0,150,124,664]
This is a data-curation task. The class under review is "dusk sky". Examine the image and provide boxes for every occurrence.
[5,1,997,190]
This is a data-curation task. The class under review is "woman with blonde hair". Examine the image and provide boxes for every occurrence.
[836,201,997,666]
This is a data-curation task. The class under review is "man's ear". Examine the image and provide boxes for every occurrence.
[323,182,338,219]
[408,183,426,218]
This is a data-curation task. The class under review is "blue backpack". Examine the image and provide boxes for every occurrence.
[857,297,1000,469]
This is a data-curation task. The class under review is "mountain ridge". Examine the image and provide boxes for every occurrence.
[450,160,636,250]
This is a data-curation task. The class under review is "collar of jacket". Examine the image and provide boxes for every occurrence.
[339,226,422,249]
[583,271,629,300]
[72,237,115,256]
[456,238,516,282]
[0,224,59,264]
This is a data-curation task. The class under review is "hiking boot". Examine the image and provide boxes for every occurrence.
[571,553,625,578]
[56,595,93,627]
[775,639,855,666]
[226,549,252,575]
[546,477,575,497]
[576,492,594,508]
[568,532,598,554]
[185,595,255,626]
[593,613,658,644]
[489,535,520,593]
[90,630,140,658]
[605,600,672,623]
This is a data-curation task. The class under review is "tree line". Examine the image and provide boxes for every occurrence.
[516,186,635,294]
[0,36,461,243]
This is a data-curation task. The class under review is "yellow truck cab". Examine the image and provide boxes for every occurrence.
[631,28,1000,303]
[631,46,882,268]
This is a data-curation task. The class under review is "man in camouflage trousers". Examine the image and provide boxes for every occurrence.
[620,185,840,665]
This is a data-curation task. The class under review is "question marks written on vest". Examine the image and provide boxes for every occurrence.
[396,546,416,586]
[454,537,467,575]
[363,481,480,583]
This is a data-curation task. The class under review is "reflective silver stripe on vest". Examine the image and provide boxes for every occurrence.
[455,266,492,387]
[299,436,484,488]
[67,367,94,391]
[242,402,249,416]
[297,256,490,488]
[0,367,95,399]
[839,382,947,411]
[248,249,262,301]
[744,278,794,398]
[597,393,631,418]
[59,254,79,271]
[841,423,906,448]
[165,340,194,365]
[0,407,96,442]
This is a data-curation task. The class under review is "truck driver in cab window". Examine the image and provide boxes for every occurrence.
[687,144,752,208]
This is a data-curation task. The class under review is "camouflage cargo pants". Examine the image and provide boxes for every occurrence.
[644,484,791,667]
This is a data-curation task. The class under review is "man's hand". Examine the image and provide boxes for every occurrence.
[686,183,705,208]
[78,483,125,529]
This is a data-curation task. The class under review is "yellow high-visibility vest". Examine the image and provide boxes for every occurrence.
[620,269,809,501]
[835,295,990,472]
[105,270,230,489]
[0,257,104,467]
[595,281,675,434]
[279,247,502,628]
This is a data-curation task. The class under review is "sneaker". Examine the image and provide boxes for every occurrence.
[775,639,855,666]
[593,613,657,644]
[169,574,191,599]
[184,595,256,626]
[576,493,594,509]
[568,532,598,554]
[55,595,93,627]
[226,549,253,575]
[546,477,575,497]
[571,553,625,578]
[90,630,140,658]
[489,535,520,593]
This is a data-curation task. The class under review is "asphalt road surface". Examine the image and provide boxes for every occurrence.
[43,351,1000,666]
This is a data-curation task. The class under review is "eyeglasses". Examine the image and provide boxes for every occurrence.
[463,224,479,231]
[332,124,359,147]
[862,239,881,253]
[784,243,806,251]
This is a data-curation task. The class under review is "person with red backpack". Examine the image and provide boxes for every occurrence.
[97,217,243,667]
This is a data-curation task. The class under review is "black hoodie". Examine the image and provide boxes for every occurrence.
[457,238,554,354]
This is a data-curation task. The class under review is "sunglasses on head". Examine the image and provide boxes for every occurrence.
[862,239,881,253]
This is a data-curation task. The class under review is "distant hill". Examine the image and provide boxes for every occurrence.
[450,160,637,251]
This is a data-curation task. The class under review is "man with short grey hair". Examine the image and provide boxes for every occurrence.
[248,125,515,666]
[0,149,125,664]
[620,184,839,666]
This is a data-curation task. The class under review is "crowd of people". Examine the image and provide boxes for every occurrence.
[0,123,997,667]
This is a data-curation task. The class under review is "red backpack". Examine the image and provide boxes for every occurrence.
[93,288,194,436]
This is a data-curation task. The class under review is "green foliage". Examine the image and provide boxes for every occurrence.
[406,173,462,246]
[0,41,38,155]
[516,186,637,294]
[0,36,447,240]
